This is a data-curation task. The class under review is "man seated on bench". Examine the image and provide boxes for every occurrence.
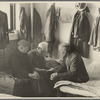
[50,43,89,83]
[8,40,50,97]
[28,41,62,96]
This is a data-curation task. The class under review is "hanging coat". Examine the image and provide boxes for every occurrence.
[70,10,91,58]
[44,4,57,44]
[33,8,42,48]
[19,7,28,40]
[88,16,100,51]
[0,11,9,49]
[71,11,90,42]
[44,4,57,56]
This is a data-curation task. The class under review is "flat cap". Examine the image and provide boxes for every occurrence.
[17,39,30,47]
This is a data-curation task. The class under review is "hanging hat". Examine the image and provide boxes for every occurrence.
[75,3,87,11]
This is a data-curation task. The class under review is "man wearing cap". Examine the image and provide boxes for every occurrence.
[9,39,39,79]
[9,40,50,97]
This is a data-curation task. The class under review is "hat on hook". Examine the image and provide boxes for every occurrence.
[75,3,87,11]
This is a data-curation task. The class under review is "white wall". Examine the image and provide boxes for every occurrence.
[34,3,51,33]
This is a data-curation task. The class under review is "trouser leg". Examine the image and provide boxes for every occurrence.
[13,78,34,97]
[14,78,50,97]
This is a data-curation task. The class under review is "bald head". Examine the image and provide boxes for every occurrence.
[38,42,48,52]
[37,42,48,56]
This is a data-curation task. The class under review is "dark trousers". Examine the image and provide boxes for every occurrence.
[40,71,57,97]
[13,78,50,97]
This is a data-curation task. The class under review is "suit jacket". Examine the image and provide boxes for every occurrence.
[0,11,9,49]
[9,50,32,79]
[28,49,47,70]
[57,52,89,83]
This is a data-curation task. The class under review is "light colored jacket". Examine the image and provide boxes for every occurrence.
[88,16,100,51]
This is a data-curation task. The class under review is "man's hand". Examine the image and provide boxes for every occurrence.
[50,73,58,80]
[28,71,40,79]
[45,56,52,61]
